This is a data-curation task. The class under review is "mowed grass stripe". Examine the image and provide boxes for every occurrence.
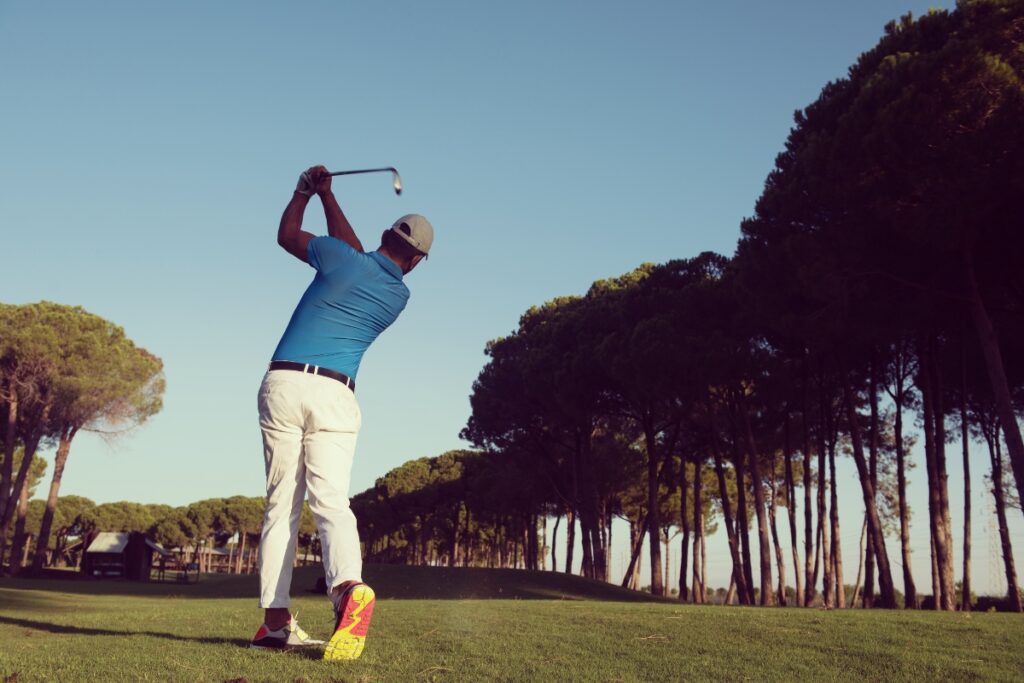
[0,568,1022,682]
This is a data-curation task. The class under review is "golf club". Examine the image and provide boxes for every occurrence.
[326,167,402,195]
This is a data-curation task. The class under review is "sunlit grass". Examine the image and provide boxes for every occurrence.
[0,565,1021,682]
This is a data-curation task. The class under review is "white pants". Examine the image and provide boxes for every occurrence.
[257,369,362,608]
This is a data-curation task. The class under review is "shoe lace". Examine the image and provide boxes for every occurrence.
[289,613,313,641]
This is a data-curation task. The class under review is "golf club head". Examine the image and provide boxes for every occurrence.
[390,169,402,195]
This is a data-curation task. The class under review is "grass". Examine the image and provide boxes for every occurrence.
[0,565,1021,682]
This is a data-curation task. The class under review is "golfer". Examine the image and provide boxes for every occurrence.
[250,165,432,660]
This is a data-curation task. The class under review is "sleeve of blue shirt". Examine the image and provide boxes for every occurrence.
[307,236,359,274]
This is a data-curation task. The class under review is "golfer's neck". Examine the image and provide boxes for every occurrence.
[378,248,406,273]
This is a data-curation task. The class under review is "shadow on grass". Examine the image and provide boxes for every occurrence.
[0,615,250,648]
[0,564,671,603]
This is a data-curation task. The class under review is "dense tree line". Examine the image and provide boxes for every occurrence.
[0,302,164,575]
[5,494,316,576]
[350,447,723,593]
[454,1,1024,610]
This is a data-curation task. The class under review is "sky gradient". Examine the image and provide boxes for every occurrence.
[6,0,1020,594]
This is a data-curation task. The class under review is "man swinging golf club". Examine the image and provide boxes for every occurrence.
[250,165,433,660]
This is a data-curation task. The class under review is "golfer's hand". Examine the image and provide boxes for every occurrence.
[309,165,332,196]
[295,169,316,196]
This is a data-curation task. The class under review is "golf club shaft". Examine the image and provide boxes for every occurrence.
[325,166,402,195]
[326,167,397,177]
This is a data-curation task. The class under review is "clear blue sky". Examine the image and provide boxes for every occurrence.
[6,0,1020,595]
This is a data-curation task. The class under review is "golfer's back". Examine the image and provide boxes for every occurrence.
[272,236,410,379]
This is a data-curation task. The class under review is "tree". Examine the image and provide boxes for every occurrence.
[735,1,1024,608]
[29,303,164,571]
[463,297,613,580]
[0,302,63,570]
[152,507,198,551]
[3,447,47,570]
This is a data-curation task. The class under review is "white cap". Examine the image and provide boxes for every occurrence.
[390,214,433,255]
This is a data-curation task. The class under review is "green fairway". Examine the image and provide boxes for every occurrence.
[1,566,1022,682]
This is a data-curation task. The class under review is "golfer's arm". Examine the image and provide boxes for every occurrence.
[277,191,316,263]
[320,191,364,253]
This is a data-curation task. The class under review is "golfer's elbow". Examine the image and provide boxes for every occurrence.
[278,237,299,260]
[277,232,311,263]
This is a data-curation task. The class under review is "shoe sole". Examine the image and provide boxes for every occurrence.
[324,584,375,661]
[250,643,322,652]
[250,637,324,652]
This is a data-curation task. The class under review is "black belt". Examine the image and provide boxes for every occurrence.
[268,361,356,393]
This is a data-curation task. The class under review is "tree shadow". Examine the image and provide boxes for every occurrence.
[0,615,250,648]
[0,572,262,599]
[1,563,670,603]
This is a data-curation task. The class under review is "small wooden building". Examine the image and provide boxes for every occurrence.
[81,532,170,581]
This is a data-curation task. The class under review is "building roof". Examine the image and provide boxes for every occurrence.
[146,538,172,557]
[86,532,129,554]
[85,532,172,556]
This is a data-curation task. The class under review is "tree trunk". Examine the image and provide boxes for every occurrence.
[768,469,787,606]
[679,457,690,601]
[711,424,749,605]
[1,450,36,572]
[731,427,756,605]
[842,380,897,608]
[893,373,917,608]
[527,513,535,571]
[725,572,737,606]
[664,537,671,594]
[551,513,560,572]
[565,507,575,574]
[701,524,708,603]
[0,404,49,568]
[642,417,664,595]
[451,506,460,567]
[622,513,647,589]
[740,398,774,606]
[818,381,833,608]
[851,516,868,609]
[32,428,76,571]
[921,338,956,610]
[783,414,804,607]
[21,533,34,568]
[964,248,1024,517]
[931,343,956,611]
[692,459,704,603]
[236,530,247,574]
[469,510,476,567]
[0,388,16,523]
[598,501,606,577]
[989,430,1022,612]
[829,438,845,609]
[960,350,972,612]
[770,450,786,606]
[587,506,605,580]
[864,358,879,608]
[802,363,816,606]
[9,480,31,573]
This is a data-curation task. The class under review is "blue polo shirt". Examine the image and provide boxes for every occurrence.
[271,236,410,379]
